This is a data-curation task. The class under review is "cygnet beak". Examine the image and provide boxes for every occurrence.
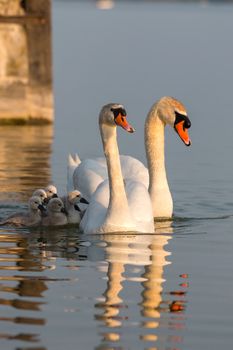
[38,204,46,212]
[80,197,89,205]
[61,207,68,215]
[74,204,81,212]
[43,197,49,205]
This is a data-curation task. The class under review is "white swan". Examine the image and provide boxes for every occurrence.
[79,103,154,234]
[144,96,191,217]
[69,96,191,219]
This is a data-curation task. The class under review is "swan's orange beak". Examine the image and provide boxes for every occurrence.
[174,120,191,146]
[115,113,135,133]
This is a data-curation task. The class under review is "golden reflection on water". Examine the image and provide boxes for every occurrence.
[0,125,53,202]
[95,221,189,349]
[0,221,190,350]
[0,220,189,350]
[0,231,50,347]
[0,226,87,349]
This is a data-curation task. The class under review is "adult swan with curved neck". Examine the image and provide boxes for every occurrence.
[79,103,154,234]
[68,96,191,219]
[144,96,191,218]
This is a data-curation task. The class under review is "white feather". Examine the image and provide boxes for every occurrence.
[77,103,154,234]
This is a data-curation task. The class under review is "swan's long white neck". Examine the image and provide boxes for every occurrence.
[145,103,173,218]
[100,124,134,228]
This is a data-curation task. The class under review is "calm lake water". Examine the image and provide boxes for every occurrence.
[0,1,233,349]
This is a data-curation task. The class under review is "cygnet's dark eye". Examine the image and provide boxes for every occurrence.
[76,194,80,198]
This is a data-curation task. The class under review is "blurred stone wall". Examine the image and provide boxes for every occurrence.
[0,0,28,80]
[0,0,53,123]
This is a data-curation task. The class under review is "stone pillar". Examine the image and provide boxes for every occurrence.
[25,0,53,123]
[0,0,53,124]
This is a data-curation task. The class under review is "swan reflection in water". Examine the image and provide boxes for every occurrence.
[94,221,188,349]
[0,220,188,349]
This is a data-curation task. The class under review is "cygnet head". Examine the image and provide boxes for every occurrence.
[33,189,47,203]
[156,96,191,146]
[28,196,44,212]
[99,103,135,133]
[67,190,81,205]
[67,190,90,212]
[45,185,58,199]
[47,198,67,214]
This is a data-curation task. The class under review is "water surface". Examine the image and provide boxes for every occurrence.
[0,1,233,349]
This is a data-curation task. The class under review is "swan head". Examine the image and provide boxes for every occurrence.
[45,185,58,199]
[99,103,135,133]
[157,96,191,146]
[28,196,45,212]
[47,198,68,215]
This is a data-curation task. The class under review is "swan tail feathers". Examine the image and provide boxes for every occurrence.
[74,153,81,165]
[67,153,81,192]
[68,153,81,167]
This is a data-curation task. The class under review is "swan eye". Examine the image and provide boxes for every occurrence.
[111,107,127,119]
[120,108,127,116]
